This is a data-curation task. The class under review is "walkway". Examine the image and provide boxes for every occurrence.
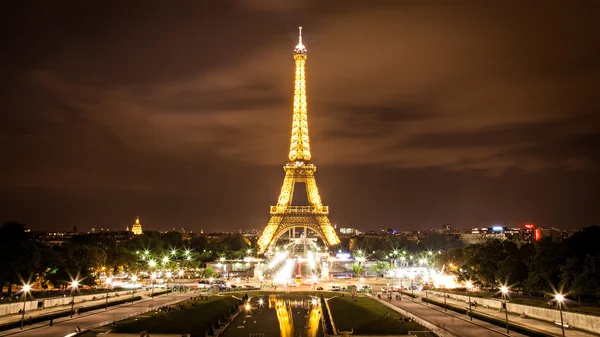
[370,293,527,337]
[0,290,155,329]
[417,291,594,337]
[0,292,195,337]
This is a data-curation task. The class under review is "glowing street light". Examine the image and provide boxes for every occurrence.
[245,303,251,311]
[150,272,156,298]
[555,293,566,337]
[20,284,31,330]
[178,270,184,277]
[311,298,317,306]
[409,274,415,300]
[148,259,157,268]
[501,286,510,334]
[131,275,138,302]
[171,249,177,256]
[105,278,112,310]
[466,281,473,321]
[70,280,79,318]
[258,298,264,306]
[162,256,170,264]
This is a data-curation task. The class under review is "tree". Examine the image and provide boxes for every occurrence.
[369,261,390,277]
[352,263,365,278]
[0,222,42,295]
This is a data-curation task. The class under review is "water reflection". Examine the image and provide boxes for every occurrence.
[268,295,321,337]
[306,305,321,337]
[271,295,294,337]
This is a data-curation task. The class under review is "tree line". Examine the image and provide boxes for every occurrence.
[439,226,600,303]
[0,222,253,296]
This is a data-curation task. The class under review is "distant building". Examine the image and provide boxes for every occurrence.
[131,216,143,235]
[460,226,519,245]
[442,224,452,231]
[339,227,360,235]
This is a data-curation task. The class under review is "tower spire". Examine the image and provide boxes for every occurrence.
[290,26,310,161]
[294,26,306,54]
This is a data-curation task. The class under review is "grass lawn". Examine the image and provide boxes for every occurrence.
[328,295,425,335]
[112,296,239,337]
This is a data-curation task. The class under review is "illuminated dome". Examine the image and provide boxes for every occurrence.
[131,216,143,235]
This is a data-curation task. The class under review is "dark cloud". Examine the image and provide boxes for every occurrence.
[1,0,599,231]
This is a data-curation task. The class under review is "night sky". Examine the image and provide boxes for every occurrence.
[1,1,599,232]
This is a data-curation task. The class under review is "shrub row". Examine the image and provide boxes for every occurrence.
[400,291,418,298]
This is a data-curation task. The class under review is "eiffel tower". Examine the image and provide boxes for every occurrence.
[257,27,340,254]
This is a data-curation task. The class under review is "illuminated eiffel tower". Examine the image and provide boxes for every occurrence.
[257,27,340,254]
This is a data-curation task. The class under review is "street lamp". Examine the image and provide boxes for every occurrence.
[501,286,510,334]
[150,273,156,298]
[466,281,473,321]
[166,271,172,295]
[70,280,79,318]
[131,275,138,303]
[555,293,566,337]
[105,278,112,310]
[20,284,31,330]
[443,285,447,312]
[410,274,415,300]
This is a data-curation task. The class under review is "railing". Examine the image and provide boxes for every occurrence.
[270,205,328,214]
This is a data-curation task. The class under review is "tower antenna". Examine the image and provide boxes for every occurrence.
[299,26,302,45]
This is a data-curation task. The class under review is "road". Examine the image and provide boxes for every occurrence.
[0,292,195,337]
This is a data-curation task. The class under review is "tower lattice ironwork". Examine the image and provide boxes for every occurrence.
[257,27,340,254]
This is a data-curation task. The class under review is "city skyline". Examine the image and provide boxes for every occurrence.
[2,1,599,231]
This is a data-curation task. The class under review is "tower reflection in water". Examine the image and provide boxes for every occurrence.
[268,295,321,337]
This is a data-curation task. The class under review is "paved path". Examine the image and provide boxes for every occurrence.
[0,292,195,337]
[419,291,595,337]
[0,290,155,328]
[371,293,527,337]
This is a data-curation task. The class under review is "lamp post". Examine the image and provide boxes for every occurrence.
[20,284,31,330]
[131,276,138,303]
[410,275,414,300]
[555,294,566,337]
[150,273,156,298]
[443,285,447,312]
[501,286,510,334]
[466,281,473,321]
[70,280,79,318]
[166,271,172,295]
[105,278,112,310]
